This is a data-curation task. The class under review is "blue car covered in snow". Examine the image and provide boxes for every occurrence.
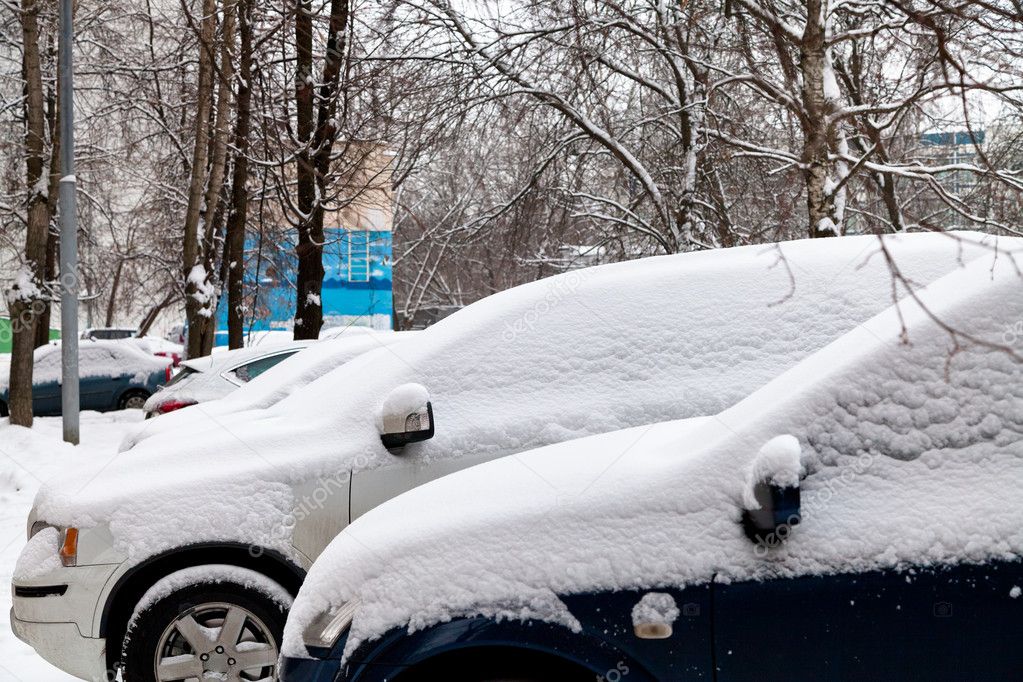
[0,340,172,416]
[280,252,1023,682]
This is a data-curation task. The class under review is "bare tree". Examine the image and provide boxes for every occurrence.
[5,0,50,426]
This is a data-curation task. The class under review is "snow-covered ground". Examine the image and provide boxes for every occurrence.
[0,411,143,682]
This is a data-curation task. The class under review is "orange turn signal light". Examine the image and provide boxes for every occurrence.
[59,528,79,567]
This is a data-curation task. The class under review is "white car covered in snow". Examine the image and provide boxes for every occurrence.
[281,244,1023,682]
[141,341,316,417]
[127,331,416,443]
[9,232,1016,681]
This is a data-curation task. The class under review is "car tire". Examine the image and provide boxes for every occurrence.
[118,390,151,411]
[121,571,288,682]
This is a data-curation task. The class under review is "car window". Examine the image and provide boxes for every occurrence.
[89,329,135,340]
[228,351,299,384]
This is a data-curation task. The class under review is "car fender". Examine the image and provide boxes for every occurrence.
[97,541,307,669]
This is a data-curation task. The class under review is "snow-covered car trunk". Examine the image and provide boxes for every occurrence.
[281,239,1023,665]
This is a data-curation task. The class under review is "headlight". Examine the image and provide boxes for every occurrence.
[302,599,360,650]
[29,521,55,540]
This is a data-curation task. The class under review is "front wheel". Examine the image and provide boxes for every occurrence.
[121,567,291,682]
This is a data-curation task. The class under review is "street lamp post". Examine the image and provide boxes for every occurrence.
[58,0,79,445]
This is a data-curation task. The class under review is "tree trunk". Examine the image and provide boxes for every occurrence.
[799,0,840,238]
[8,0,50,426]
[189,0,236,356]
[293,0,322,339]
[182,0,217,359]
[104,259,124,327]
[225,0,252,349]
[293,0,350,340]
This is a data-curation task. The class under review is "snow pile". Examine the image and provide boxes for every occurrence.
[376,382,430,432]
[30,233,1020,568]
[282,251,1023,660]
[13,527,61,581]
[743,434,802,508]
[128,565,294,629]
[631,592,679,627]
[4,266,42,305]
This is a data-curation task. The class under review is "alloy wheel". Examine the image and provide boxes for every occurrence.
[153,602,277,682]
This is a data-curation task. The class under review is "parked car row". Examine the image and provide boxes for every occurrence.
[0,327,388,418]
[9,232,1023,682]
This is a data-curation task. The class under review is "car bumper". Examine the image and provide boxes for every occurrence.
[11,561,120,681]
[10,608,109,681]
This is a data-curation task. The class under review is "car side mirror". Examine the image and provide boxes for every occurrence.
[741,435,802,547]
[742,480,800,545]
[379,383,435,451]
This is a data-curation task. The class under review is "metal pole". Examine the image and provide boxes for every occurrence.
[58,0,79,445]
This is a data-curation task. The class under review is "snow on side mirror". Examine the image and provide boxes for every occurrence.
[379,383,435,451]
[741,435,802,548]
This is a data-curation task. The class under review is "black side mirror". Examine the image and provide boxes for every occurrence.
[379,384,435,450]
[741,435,802,549]
[742,481,800,546]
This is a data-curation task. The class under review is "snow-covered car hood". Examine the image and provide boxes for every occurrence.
[282,253,1023,660]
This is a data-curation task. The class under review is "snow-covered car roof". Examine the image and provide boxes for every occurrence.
[124,331,417,449]
[282,243,1023,661]
[30,232,1019,564]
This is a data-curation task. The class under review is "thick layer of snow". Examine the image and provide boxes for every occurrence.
[0,412,145,682]
[631,592,679,627]
[128,565,293,630]
[743,434,802,508]
[12,527,61,581]
[282,251,1022,660]
[30,233,1021,571]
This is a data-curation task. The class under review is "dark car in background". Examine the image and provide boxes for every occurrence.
[0,340,172,416]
